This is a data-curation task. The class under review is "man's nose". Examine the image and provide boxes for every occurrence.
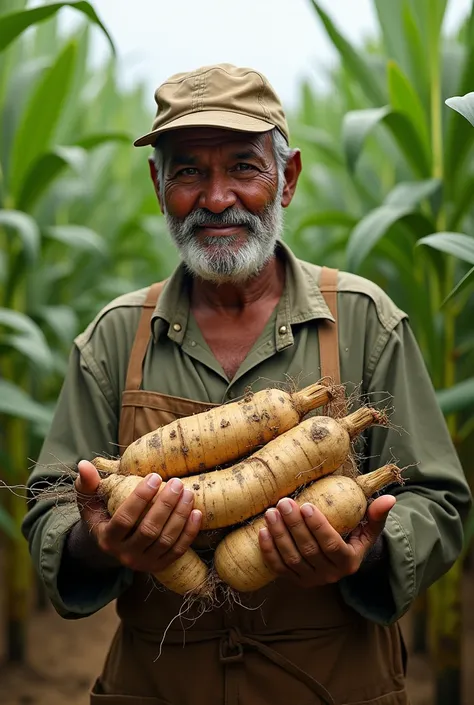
[198,175,237,213]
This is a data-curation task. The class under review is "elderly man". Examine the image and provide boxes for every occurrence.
[23,63,471,705]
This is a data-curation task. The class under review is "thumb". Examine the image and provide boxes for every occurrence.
[75,459,108,526]
[349,495,396,554]
[76,459,101,495]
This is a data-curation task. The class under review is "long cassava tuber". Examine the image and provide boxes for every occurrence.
[99,475,209,597]
[92,382,335,479]
[100,406,387,531]
[214,464,402,592]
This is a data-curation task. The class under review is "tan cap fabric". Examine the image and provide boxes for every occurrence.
[133,63,289,147]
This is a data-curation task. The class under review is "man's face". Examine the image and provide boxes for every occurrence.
[157,128,285,283]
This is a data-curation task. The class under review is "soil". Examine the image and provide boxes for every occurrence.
[0,570,473,705]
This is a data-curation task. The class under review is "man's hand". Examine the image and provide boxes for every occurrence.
[74,460,202,573]
[258,494,396,588]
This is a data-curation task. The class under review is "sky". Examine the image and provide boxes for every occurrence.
[55,0,472,110]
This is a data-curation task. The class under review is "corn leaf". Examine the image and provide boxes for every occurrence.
[10,40,77,199]
[0,209,40,263]
[383,179,441,208]
[0,251,5,283]
[37,305,79,344]
[0,506,19,540]
[43,224,107,255]
[75,132,132,149]
[342,107,431,177]
[417,232,474,264]
[447,171,474,230]
[374,0,408,67]
[0,308,53,370]
[308,0,386,106]
[442,265,474,306]
[4,333,53,370]
[401,2,429,108]
[290,125,344,167]
[445,91,474,128]
[294,211,358,235]
[346,206,435,271]
[17,146,86,211]
[0,57,50,180]
[445,5,474,179]
[436,377,474,415]
[0,378,53,425]
[387,60,431,162]
[0,2,115,55]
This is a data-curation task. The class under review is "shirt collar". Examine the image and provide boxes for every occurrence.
[150,239,335,345]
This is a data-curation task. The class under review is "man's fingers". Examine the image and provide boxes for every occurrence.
[276,498,323,565]
[258,526,290,576]
[153,510,203,570]
[299,502,354,570]
[103,472,164,545]
[127,484,194,555]
[263,508,315,580]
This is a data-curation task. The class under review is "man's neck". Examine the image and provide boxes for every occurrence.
[190,254,285,313]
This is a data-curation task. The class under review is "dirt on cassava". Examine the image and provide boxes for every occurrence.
[0,564,473,705]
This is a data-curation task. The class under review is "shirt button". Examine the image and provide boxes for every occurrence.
[278,325,288,335]
[190,340,196,347]
[173,323,182,332]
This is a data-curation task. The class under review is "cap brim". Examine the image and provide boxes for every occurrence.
[133,110,276,147]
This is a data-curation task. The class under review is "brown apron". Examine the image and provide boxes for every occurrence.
[91,268,409,705]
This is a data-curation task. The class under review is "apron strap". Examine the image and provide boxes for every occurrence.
[124,281,166,391]
[224,629,336,705]
[123,267,341,391]
[318,266,340,386]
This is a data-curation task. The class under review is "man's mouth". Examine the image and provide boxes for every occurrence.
[197,224,246,236]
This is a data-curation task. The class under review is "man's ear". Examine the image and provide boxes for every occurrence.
[281,149,302,208]
[148,156,164,213]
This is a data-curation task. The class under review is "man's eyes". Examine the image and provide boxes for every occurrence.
[174,163,258,177]
[176,167,199,176]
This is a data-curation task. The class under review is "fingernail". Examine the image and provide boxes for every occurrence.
[278,498,292,515]
[265,509,278,524]
[192,510,201,523]
[259,528,270,540]
[182,489,193,504]
[301,503,314,518]
[147,473,161,489]
[169,478,183,494]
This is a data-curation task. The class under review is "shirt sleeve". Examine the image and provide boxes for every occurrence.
[339,317,472,624]
[21,343,134,619]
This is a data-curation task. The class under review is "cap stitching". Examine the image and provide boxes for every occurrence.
[192,72,199,113]
[256,74,271,121]
[199,71,206,111]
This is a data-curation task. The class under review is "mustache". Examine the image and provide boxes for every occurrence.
[177,207,261,234]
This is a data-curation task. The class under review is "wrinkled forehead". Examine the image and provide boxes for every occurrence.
[158,126,274,159]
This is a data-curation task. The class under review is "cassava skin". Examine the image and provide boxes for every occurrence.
[92,382,334,479]
[101,406,386,531]
[178,406,386,529]
[99,475,209,596]
[214,464,401,592]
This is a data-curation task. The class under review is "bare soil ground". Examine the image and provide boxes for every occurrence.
[0,570,472,705]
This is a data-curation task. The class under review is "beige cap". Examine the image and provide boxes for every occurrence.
[133,63,289,147]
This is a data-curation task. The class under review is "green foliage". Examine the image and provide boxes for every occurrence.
[0,0,473,678]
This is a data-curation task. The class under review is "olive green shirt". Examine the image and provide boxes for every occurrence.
[22,240,472,625]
